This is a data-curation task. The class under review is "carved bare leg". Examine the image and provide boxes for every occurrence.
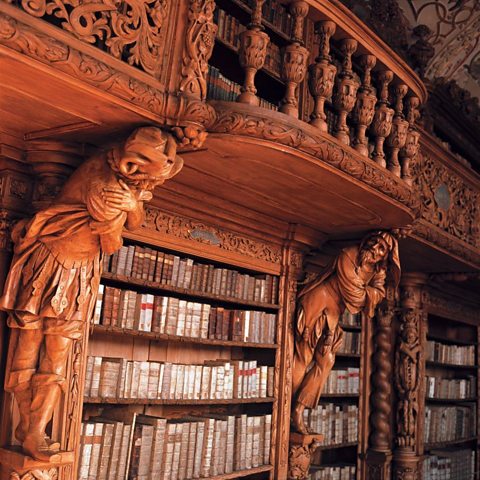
[23,333,71,462]
[7,328,43,443]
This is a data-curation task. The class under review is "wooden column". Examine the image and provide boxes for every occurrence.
[393,273,428,480]
[365,286,396,479]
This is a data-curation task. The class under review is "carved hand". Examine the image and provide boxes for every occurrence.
[102,179,139,212]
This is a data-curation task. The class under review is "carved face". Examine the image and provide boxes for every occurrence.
[360,235,390,266]
[114,127,183,190]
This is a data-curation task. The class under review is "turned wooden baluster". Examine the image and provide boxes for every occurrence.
[400,96,421,186]
[386,84,409,177]
[237,0,270,105]
[280,1,309,117]
[308,21,337,132]
[352,55,377,156]
[333,39,359,145]
[371,71,394,167]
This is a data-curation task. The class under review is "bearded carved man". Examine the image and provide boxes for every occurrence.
[291,231,400,434]
[0,127,183,461]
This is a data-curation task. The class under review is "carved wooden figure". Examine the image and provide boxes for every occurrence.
[291,231,401,435]
[371,71,394,167]
[400,96,421,186]
[0,127,183,462]
[237,0,270,106]
[280,1,309,117]
[333,39,359,145]
[308,21,337,132]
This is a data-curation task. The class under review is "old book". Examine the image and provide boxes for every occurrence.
[90,357,103,398]
[154,251,164,283]
[93,284,105,325]
[122,361,133,399]
[178,422,190,479]
[84,356,94,398]
[183,258,194,289]
[124,245,135,277]
[98,357,121,399]
[101,287,114,326]
[135,416,167,480]
[78,423,94,480]
[106,421,123,480]
[116,423,132,480]
[160,362,172,399]
[171,255,181,286]
[129,424,143,480]
[165,297,179,336]
[138,361,150,399]
[160,422,176,480]
[186,421,197,479]
[147,362,160,399]
[97,422,114,480]
[138,425,154,479]
[147,249,157,282]
[193,420,204,478]
[176,300,187,336]
[130,361,141,399]
[200,418,216,478]
[171,423,183,480]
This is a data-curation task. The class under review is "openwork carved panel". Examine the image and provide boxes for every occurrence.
[9,0,169,76]
[411,151,480,249]
[143,207,282,264]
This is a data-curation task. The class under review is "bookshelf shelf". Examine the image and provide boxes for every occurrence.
[316,442,358,451]
[426,360,477,371]
[84,397,275,405]
[101,272,280,311]
[426,397,478,404]
[93,325,279,350]
[427,335,477,347]
[207,465,273,479]
[424,436,478,451]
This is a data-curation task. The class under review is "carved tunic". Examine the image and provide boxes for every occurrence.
[0,155,136,337]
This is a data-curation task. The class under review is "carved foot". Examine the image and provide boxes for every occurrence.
[291,405,309,435]
[23,434,61,462]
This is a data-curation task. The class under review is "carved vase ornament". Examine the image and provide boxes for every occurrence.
[280,1,309,117]
[371,71,394,167]
[238,0,270,105]
[386,84,409,177]
[0,127,183,462]
[352,54,377,156]
[308,21,337,132]
[400,96,421,186]
[333,39,359,145]
[291,231,401,436]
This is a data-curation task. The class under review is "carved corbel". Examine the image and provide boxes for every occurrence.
[287,433,323,480]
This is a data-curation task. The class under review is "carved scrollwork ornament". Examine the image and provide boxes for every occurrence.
[179,0,217,100]
[10,469,58,480]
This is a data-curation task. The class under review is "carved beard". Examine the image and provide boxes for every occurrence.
[359,248,374,266]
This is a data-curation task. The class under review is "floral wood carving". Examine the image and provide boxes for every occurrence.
[179,0,217,100]
[422,290,480,324]
[143,207,282,264]
[411,151,480,249]
[12,0,169,76]
[10,469,58,480]
[210,103,421,214]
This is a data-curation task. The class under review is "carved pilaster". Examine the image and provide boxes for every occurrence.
[179,0,217,101]
[367,286,396,479]
[393,273,428,480]
[276,233,304,479]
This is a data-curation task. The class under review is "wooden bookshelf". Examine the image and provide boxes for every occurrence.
[84,397,275,405]
[209,465,273,479]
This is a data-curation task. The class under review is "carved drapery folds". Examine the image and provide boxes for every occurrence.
[179,0,217,100]
[411,151,480,250]
[13,0,169,76]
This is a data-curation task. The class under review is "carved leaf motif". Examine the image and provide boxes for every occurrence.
[17,0,168,75]
[179,0,217,99]
[10,468,58,480]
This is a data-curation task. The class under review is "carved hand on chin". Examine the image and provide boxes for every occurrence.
[102,179,143,212]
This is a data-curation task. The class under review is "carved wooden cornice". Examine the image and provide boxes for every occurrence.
[0,5,216,146]
[210,101,421,215]
[422,289,480,324]
[142,206,283,266]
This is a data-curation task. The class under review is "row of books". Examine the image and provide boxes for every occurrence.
[341,310,361,327]
[426,340,476,366]
[309,465,356,480]
[84,357,274,401]
[337,331,361,355]
[214,9,282,76]
[104,244,279,304]
[95,286,276,344]
[78,413,272,480]
[424,405,476,444]
[323,368,360,395]
[303,403,358,446]
[426,375,476,400]
[244,0,293,35]
[207,66,278,111]
[423,449,475,480]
